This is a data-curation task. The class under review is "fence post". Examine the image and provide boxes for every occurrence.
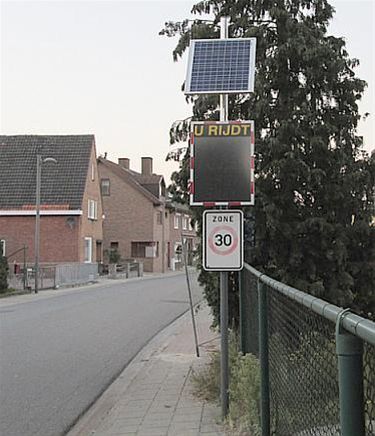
[239,270,245,353]
[336,312,365,436]
[258,279,270,436]
[239,270,251,354]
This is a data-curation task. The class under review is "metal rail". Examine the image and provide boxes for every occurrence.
[244,263,375,346]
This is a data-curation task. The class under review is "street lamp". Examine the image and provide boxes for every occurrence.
[35,155,57,294]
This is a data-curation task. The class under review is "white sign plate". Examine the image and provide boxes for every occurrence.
[203,210,243,271]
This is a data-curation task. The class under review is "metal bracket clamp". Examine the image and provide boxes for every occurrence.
[335,308,351,336]
[335,308,363,355]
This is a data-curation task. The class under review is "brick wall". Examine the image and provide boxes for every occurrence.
[0,215,79,264]
[80,144,103,263]
[99,162,156,272]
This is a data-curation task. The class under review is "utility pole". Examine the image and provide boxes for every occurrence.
[219,15,230,420]
[180,219,200,358]
[35,154,42,294]
[34,155,57,294]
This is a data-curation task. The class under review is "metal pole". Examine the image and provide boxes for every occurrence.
[35,154,41,294]
[219,15,230,420]
[220,271,229,417]
[336,314,365,436]
[181,230,200,358]
[23,245,27,290]
[161,205,166,273]
[258,279,270,436]
[220,16,229,123]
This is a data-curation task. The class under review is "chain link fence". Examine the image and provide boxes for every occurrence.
[241,264,375,436]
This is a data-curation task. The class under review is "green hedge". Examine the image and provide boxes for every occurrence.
[0,255,9,293]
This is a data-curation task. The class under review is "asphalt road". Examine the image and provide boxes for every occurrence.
[0,271,203,436]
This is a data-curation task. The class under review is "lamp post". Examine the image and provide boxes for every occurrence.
[35,155,57,294]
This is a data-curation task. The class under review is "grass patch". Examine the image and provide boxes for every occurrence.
[191,332,261,435]
[0,288,30,298]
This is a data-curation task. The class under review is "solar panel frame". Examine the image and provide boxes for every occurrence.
[185,38,256,95]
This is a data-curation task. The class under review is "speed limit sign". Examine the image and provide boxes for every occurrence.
[203,210,243,271]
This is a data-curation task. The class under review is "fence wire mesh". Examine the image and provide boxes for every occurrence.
[364,343,375,435]
[267,285,339,436]
[242,267,375,436]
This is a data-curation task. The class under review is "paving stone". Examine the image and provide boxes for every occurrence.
[168,422,200,431]
[137,428,169,436]
[168,429,199,436]
[175,406,204,413]
[145,411,174,418]
[171,413,203,423]
[104,421,139,434]
[141,417,173,427]
[112,408,145,419]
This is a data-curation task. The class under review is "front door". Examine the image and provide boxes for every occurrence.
[96,241,102,263]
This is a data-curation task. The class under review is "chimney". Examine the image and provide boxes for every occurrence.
[118,158,130,170]
[141,157,153,175]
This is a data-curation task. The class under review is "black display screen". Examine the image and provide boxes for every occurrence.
[192,123,252,203]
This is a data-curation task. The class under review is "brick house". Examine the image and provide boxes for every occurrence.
[98,156,197,273]
[0,135,103,265]
[166,201,198,270]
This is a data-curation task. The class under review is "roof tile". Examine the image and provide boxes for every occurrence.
[0,135,94,209]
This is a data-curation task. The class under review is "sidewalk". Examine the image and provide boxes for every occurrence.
[68,303,227,436]
[0,269,186,308]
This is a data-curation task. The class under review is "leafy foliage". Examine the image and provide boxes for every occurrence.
[108,248,121,264]
[161,0,375,322]
[0,255,9,293]
[191,332,260,433]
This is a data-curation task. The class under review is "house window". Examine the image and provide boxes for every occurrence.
[189,218,193,231]
[101,179,110,196]
[0,240,5,256]
[174,213,180,229]
[174,242,182,261]
[84,237,92,263]
[183,215,188,230]
[156,211,162,225]
[131,241,158,258]
[159,182,166,197]
[88,199,98,220]
[91,163,95,181]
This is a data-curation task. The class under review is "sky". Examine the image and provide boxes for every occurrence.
[1,0,374,182]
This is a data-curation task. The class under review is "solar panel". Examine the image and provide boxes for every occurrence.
[185,38,256,94]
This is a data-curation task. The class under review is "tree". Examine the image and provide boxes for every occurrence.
[161,0,375,321]
[0,255,9,293]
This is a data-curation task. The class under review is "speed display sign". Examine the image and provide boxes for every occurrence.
[203,210,243,271]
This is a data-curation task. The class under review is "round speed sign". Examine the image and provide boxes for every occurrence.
[208,225,239,256]
[203,210,243,271]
